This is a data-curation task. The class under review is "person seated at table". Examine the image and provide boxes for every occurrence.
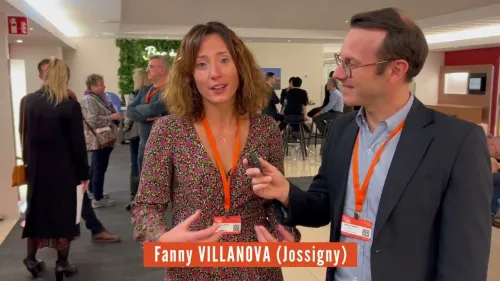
[312,77,344,134]
[282,77,308,134]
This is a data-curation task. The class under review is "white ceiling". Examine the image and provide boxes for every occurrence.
[119,0,500,30]
[7,0,500,54]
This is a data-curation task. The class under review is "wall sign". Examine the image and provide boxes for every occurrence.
[8,16,29,35]
[143,46,177,60]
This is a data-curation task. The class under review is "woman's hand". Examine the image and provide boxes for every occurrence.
[158,210,224,242]
[110,113,122,121]
[81,180,90,193]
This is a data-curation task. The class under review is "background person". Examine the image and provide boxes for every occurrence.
[31,59,121,242]
[124,68,151,211]
[126,55,169,175]
[81,74,121,208]
[20,58,88,280]
[312,77,344,134]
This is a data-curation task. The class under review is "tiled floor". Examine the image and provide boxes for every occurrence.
[1,144,499,280]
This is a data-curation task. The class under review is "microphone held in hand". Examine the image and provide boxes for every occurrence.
[249,152,262,171]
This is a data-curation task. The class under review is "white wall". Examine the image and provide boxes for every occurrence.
[60,39,325,106]
[246,42,325,106]
[414,51,444,105]
[0,10,20,220]
[9,45,63,94]
[64,38,120,100]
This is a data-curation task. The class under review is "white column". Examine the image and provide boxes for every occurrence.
[0,2,21,220]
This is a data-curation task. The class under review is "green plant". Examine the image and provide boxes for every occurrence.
[116,39,180,103]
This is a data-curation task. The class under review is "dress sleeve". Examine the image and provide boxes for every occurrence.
[131,117,174,242]
[263,117,302,242]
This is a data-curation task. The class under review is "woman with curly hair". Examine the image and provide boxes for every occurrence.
[131,21,300,280]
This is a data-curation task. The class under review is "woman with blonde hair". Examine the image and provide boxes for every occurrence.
[124,68,151,210]
[131,22,300,280]
[20,58,89,280]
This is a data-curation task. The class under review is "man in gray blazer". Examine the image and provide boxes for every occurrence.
[245,7,492,281]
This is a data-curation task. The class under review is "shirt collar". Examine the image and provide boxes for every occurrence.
[356,93,414,132]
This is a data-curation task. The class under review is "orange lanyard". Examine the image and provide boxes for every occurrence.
[145,85,163,104]
[352,120,405,219]
[202,118,241,217]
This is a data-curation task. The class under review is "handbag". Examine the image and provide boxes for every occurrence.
[12,99,27,187]
[84,120,117,150]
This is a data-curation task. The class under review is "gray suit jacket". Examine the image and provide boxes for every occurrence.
[280,98,492,281]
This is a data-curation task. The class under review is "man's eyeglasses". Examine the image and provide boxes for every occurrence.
[147,65,163,70]
[334,53,391,78]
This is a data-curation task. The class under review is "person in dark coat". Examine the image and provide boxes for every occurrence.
[20,57,89,281]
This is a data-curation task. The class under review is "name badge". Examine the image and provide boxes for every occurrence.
[213,216,241,234]
[340,215,373,241]
[96,127,111,134]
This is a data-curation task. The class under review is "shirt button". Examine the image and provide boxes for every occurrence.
[367,148,372,153]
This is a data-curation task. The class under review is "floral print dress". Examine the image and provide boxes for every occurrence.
[132,113,300,281]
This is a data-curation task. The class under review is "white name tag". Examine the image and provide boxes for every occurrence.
[96,127,111,134]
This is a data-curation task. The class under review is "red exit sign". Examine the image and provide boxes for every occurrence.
[7,16,29,35]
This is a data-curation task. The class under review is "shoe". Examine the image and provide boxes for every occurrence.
[125,203,131,211]
[23,257,45,278]
[55,260,78,281]
[91,198,116,208]
[92,230,121,243]
[87,192,109,200]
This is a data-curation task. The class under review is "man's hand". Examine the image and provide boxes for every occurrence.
[254,225,295,242]
[158,210,224,242]
[243,157,290,205]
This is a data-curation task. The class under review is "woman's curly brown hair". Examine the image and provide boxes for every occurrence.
[164,22,270,121]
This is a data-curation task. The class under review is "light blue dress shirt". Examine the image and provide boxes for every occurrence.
[334,94,414,281]
[320,89,344,114]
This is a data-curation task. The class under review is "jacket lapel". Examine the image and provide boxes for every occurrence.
[373,99,434,239]
[332,119,358,232]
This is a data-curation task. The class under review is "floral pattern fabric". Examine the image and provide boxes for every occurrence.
[132,113,300,281]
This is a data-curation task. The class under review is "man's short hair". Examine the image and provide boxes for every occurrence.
[149,55,170,69]
[291,77,302,88]
[85,74,104,90]
[350,7,428,82]
[327,78,339,88]
[265,72,275,80]
[37,59,50,75]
